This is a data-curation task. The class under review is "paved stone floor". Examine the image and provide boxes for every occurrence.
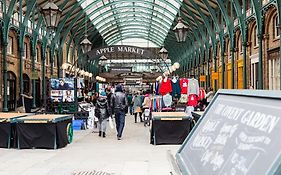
[0,115,180,175]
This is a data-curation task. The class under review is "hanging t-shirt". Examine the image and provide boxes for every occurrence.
[198,88,206,101]
[172,79,181,98]
[159,78,172,95]
[180,78,188,94]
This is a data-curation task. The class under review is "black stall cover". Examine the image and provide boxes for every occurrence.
[0,123,11,148]
[151,119,191,145]
[16,119,71,149]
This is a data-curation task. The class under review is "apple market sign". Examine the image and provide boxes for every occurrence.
[86,45,155,60]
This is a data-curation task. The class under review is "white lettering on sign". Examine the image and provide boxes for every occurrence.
[238,132,271,144]
[96,47,115,55]
[214,104,225,115]
[214,124,238,145]
[202,120,221,133]
[231,152,248,174]
[117,46,144,54]
[201,150,225,170]
[221,106,245,121]
[241,111,279,134]
[192,135,213,149]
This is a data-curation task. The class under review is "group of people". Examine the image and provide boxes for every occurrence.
[94,84,128,140]
[94,85,153,140]
[93,83,214,140]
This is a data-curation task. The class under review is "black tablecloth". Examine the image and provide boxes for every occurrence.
[16,119,72,149]
[0,123,11,148]
[150,119,191,145]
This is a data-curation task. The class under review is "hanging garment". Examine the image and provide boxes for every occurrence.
[187,78,199,96]
[155,82,160,95]
[180,78,188,94]
[198,88,206,101]
[172,79,181,98]
[188,94,198,107]
[178,94,188,104]
[159,78,172,95]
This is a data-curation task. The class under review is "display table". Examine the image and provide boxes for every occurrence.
[150,112,191,145]
[0,113,29,148]
[14,114,73,149]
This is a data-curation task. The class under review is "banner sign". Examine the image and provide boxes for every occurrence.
[177,90,281,175]
[86,45,156,60]
[110,67,132,72]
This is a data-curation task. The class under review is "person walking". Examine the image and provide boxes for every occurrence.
[111,84,128,140]
[132,91,143,123]
[127,93,133,115]
[95,91,111,138]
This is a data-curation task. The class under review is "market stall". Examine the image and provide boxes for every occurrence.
[150,112,191,145]
[14,114,73,149]
[0,113,29,148]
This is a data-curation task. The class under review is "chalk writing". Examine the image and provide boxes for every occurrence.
[192,135,213,149]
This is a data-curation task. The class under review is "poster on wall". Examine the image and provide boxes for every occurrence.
[50,78,75,102]
[77,78,85,89]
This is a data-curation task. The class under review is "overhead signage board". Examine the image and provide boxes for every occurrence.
[110,67,132,72]
[86,45,156,60]
[176,90,281,175]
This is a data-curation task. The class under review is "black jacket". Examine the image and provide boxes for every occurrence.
[111,92,128,112]
[95,97,111,120]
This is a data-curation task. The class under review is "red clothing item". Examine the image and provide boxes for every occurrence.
[188,94,198,107]
[159,78,172,95]
[198,88,206,101]
[180,78,188,94]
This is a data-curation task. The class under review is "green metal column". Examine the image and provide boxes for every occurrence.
[50,48,54,76]
[242,27,248,89]
[2,43,8,112]
[221,39,225,89]
[41,45,47,109]
[257,32,263,89]
[31,48,36,108]
[277,0,281,89]
[58,49,62,78]
[2,0,17,111]
[19,0,23,95]
[214,45,218,91]
[231,35,235,89]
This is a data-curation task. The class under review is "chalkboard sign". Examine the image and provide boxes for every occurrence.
[176,90,281,175]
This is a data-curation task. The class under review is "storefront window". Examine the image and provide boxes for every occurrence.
[7,36,13,54]
[274,15,280,39]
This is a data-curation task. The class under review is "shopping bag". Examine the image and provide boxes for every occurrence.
[108,117,114,129]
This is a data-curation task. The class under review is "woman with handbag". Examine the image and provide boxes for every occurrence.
[95,91,111,138]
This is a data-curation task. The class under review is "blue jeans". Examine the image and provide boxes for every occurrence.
[115,110,126,138]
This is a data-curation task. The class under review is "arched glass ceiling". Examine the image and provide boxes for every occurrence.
[77,0,183,46]
[114,38,158,47]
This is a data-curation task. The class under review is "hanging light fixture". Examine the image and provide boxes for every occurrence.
[80,35,92,54]
[159,47,168,60]
[173,17,189,42]
[80,6,92,53]
[41,0,62,32]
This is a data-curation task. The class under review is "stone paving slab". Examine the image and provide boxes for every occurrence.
[0,115,180,175]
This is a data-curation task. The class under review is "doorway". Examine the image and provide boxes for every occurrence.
[35,78,41,107]
[7,71,16,111]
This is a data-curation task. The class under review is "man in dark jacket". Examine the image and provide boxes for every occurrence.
[111,84,128,140]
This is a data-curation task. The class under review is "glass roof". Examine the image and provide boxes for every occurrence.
[78,0,183,47]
